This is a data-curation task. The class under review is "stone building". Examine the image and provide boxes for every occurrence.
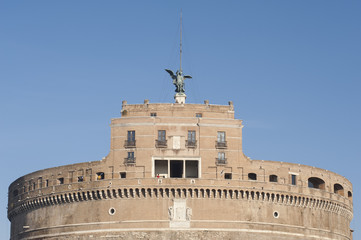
[7,94,353,239]
[7,57,354,240]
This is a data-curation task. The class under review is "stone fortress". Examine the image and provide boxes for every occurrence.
[7,19,353,239]
[7,94,354,239]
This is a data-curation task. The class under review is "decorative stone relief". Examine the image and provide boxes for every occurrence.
[173,136,181,150]
[169,199,190,228]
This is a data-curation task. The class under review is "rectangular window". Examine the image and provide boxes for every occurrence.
[128,152,134,159]
[225,173,232,179]
[218,152,225,160]
[57,177,64,185]
[150,112,157,117]
[217,131,226,142]
[96,172,105,180]
[127,131,135,141]
[120,172,126,178]
[291,175,297,185]
[196,113,202,118]
[78,176,84,182]
[188,131,196,142]
[125,131,136,148]
[158,130,166,141]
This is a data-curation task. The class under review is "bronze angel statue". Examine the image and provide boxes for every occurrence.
[165,69,192,94]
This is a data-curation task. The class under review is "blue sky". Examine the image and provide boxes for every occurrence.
[1,0,360,238]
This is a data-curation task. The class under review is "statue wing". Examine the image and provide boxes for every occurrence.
[184,75,192,79]
[165,69,176,79]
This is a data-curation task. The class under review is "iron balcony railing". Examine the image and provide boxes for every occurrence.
[124,140,136,148]
[124,157,136,165]
[215,141,227,149]
[155,140,167,148]
[186,140,197,148]
[216,158,227,165]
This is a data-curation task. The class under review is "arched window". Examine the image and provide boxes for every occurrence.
[269,175,278,182]
[348,191,352,200]
[308,177,325,190]
[333,184,344,196]
[248,173,257,181]
[13,189,19,197]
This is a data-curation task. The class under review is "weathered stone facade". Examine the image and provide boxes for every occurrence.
[8,100,353,240]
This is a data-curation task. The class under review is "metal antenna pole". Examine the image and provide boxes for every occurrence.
[180,10,182,72]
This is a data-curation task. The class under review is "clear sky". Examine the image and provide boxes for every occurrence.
[1,0,360,239]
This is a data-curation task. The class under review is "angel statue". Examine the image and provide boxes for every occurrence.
[165,69,192,94]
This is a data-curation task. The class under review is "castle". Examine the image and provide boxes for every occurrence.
[7,93,353,239]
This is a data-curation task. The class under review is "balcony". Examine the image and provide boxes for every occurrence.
[124,157,136,165]
[155,140,167,148]
[124,140,136,148]
[215,141,227,149]
[186,140,197,148]
[216,158,227,165]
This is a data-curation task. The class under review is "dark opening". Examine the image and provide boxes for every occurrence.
[269,175,278,182]
[96,172,105,180]
[248,173,257,180]
[225,173,232,179]
[78,176,84,182]
[348,191,352,200]
[58,178,64,185]
[120,172,126,178]
[185,160,198,178]
[155,160,168,178]
[308,177,325,190]
[334,184,344,196]
[150,112,157,117]
[13,189,19,197]
[170,160,183,178]
[291,175,297,185]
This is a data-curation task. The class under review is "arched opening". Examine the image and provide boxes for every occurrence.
[269,175,278,182]
[348,191,352,200]
[308,177,325,190]
[248,173,257,181]
[333,184,344,196]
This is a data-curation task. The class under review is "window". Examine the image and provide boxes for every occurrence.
[156,130,167,147]
[125,152,135,164]
[150,112,157,117]
[96,172,105,180]
[128,152,134,159]
[120,172,126,178]
[269,175,278,182]
[216,131,227,148]
[217,131,225,142]
[125,130,136,147]
[196,113,202,118]
[57,177,64,185]
[308,177,325,189]
[291,175,297,185]
[46,179,49,187]
[78,176,84,182]
[334,184,344,196]
[225,173,232,179]
[13,189,19,197]
[248,173,257,181]
[348,191,352,200]
[216,152,227,165]
[186,130,197,147]
[158,130,166,141]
